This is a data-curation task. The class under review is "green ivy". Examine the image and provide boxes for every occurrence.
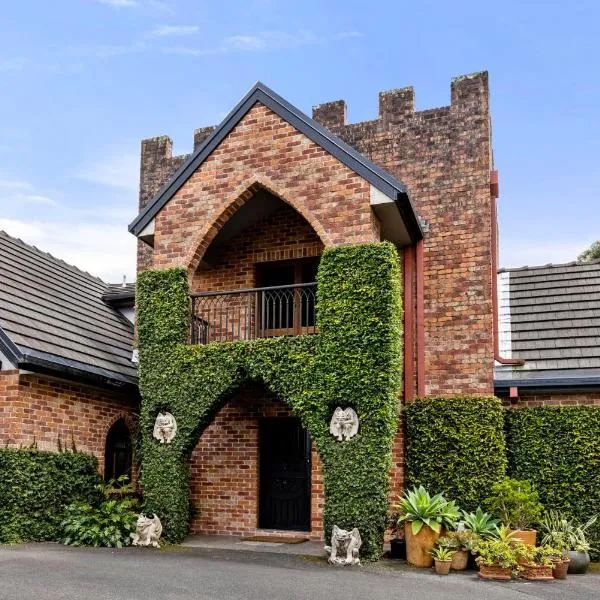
[404,396,507,511]
[0,448,102,543]
[136,242,403,560]
[506,406,600,558]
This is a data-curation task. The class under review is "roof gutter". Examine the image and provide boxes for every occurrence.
[491,171,524,366]
[495,376,600,395]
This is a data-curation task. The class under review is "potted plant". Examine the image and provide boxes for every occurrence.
[461,507,500,539]
[430,546,455,575]
[519,545,557,581]
[485,478,543,546]
[474,538,523,580]
[540,511,571,579]
[387,511,406,560]
[394,486,460,568]
[437,530,479,571]
[567,516,597,575]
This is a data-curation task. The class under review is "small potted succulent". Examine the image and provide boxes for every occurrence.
[540,511,571,579]
[394,486,460,568]
[430,546,455,575]
[519,545,557,581]
[485,478,543,546]
[474,538,524,580]
[567,517,597,575]
[461,507,500,539]
[437,530,479,571]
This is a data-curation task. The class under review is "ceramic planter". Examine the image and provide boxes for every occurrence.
[521,564,554,581]
[552,558,570,580]
[567,551,590,574]
[509,529,537,546]
[405,522,441,567]
[478,564,512,580]
[450,549,469,571]
[434,559,452,575]
[389,538,406,560]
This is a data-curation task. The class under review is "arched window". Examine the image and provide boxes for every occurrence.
[104,419,132,483]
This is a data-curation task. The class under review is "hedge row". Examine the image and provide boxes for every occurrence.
[404,396,507,511]
[0,448,102,543]
[506,406,600,556]
[137,242,403,560]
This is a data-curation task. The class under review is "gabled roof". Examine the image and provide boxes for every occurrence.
[495,260,600,391]
[0,231,137,387]
[129,81,422,241]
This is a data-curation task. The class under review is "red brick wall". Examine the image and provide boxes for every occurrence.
[189,382,324,539]
[503,392,600,408]
[0,370,137,476]
[313,73,494,396]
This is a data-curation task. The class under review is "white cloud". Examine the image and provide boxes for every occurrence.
[76,152,139,191]
[0,218,136,282]
[13,193,57,206]
[97,0,139,7]
[224,35,267,51]
[147,24,198,38]
[499,238,595,269]
[0,179,34,191]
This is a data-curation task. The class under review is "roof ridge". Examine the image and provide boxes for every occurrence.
[0,229,108,286]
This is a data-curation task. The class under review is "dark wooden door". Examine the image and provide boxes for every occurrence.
[259,418,311,531]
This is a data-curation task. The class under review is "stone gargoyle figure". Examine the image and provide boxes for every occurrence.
[153,412,177,444]
[325,525,362,565]
[131,514,163,548]
[329,407,359,441]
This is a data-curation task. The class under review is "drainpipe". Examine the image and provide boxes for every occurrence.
[415,240,426,396]
[403,246,415,402]
[491,170,524,366]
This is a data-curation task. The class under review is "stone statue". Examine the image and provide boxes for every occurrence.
[325,525,362,565]
[153,412,177,444]
[131,514,163,548]
[330,407,359,441]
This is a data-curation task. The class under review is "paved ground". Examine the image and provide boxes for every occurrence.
[0,543,598,600]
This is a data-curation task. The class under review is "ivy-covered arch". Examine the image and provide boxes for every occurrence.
[136,242,403,559]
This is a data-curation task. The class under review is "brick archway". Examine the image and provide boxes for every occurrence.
[186,177,332,273]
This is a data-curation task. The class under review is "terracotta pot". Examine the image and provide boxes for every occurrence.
[434,559,452,575]
[509,529,537,546]
[552,558,570,580]
[479,564,512,580]
[404,522,441,568]
[451,549,469,571]
[521,564,554,581]
[567,551,590,574]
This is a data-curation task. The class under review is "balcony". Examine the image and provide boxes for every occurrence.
[191,283,317,344]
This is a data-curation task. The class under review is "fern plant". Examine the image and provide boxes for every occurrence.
[61,476,138,548]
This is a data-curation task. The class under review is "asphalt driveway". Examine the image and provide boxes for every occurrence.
[0,543,598,600]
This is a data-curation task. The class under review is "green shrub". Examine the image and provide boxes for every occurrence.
[404,396,506,511]
[484,477,544,530]
[505,406,600,557]
[137,242,403,560]
[61,477,139,548]
[0,448,102,543]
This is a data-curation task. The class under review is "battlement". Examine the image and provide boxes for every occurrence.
[311,71,489,131]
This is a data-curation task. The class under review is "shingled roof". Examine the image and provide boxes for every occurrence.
[495,260,600,391]
[0,231,137,386]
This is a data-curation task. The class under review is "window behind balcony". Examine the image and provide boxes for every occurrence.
[256,258,318,335]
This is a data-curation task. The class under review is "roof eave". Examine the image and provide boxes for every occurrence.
[494,376,600,395]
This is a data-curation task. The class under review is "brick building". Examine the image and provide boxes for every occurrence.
[2,72,598,543]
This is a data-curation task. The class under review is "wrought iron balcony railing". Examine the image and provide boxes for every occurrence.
[191,283,317,344]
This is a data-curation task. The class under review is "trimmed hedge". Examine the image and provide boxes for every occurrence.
[137,242,403,560]
[506,406,600,557]
[404,396,507,511]
[0,448,102,543]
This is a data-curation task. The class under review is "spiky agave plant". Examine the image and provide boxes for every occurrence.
[461,507,500,539]
[394,486,460,535]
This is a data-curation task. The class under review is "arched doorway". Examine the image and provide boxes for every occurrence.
[104,419,133,483]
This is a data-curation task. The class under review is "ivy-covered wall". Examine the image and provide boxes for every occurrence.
[136,242,403,560]
[0,448,102,543]
[506,406,600,556]
[404,396,507,511]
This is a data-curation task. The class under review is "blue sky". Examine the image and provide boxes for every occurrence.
[0,0,598,281]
